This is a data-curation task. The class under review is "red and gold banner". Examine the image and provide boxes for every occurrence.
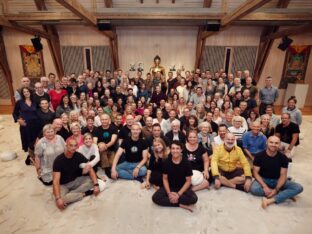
[19,45,36,54]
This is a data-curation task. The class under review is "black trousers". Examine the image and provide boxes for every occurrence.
[152,187,198,207]
[149,171,163,187]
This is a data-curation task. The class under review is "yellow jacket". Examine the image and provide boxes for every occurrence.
[211,144,252,177]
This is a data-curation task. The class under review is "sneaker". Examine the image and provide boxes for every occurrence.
[25,155,32,166]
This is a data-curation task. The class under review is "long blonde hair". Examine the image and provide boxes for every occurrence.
[153,138,168,160]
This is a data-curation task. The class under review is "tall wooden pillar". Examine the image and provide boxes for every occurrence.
[34,0,64,78]
[0,28,15,105]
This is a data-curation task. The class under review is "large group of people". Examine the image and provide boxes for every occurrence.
[12,63,304,211]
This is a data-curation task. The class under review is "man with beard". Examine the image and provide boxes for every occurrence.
[211,132,252,192]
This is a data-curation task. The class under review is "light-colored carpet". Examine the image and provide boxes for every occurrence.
[0,115,311,234]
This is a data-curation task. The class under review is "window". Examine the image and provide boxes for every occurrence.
[83,47,93,71]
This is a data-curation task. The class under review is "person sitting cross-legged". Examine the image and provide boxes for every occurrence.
[250,136,303,209]
[152,141,198,212]
[111,123,148,182]
[211,133,252,192]
[52,138,100,210]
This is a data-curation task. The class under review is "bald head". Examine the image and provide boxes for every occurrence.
[267,135,280,153]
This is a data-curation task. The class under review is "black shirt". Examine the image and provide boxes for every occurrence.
[120,138,148,163]
[37,109,55,129]
[146,135,170,150]
[148,152,164,173]
[33,92,50,107]
[53,152,88,184]
[58,126,72,141]
[118,125,132,140]
[275,122,300,146]
[81,126,97,136]
[254,150,288,179]
[209,121,219,133]
[162,156,193,191]
[94,124,118,150]
[184,144,207,171]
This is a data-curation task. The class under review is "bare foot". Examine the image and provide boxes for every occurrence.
[101,175,108,182]
[261,198,269,209]
[153,185,160,190]
[140,182,147,189]
[179,204,194,212]
[290,197,297,202]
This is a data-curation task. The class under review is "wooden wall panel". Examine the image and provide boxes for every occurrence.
[201,46,225,72]
[232,46,258,76]
[205,26,262,46]
[117,26,197,75]
[57,25,110,46]
[61,46,84,75]
[2,28,57,92]
[92,46,112,72]
[61,46,112,75]
[0,66,11,104]
[258,31,312,106]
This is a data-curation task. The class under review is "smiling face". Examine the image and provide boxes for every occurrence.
[170,143,182,159]
[66,139,78,154]
[22,88,31,99]
[153,141,164,154]
[44,128,55,140]
[100,114,110,127]
[187,131,198,144]
[131,124,141,138]
[224,133,236,149]
[71,125,81,136]
[152,126,161,138]
[84,134,93,147]
[267,136,280,153]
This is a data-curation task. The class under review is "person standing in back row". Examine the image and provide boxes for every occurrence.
[259,76,279,115]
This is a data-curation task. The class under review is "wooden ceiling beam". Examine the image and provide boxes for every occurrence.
[55,0,97,25]
[34,0,64,78]
[104,0,112,8]
[203,0,212,8]
[262,23,312,41]
[4,8,312,22]
[276,0,290,8]
[34,0,47,11]
[241,11,312,21]
[254,0,291,82]
[43,25,64,77]
[0,16,51,38]
[56,0,114,39]
[195,0,213,69]
[221,0,273,27]
[4,13,81,21]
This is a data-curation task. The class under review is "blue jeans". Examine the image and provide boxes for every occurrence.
[116,161,147,180]
[250,177,303,204]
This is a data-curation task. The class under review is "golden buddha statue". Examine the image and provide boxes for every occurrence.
[150,55,165,78]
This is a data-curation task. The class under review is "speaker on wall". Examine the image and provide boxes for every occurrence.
[97,22,113,31]
[206,22,221,32]
[31,36,43,52]
[278,36,293,51]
